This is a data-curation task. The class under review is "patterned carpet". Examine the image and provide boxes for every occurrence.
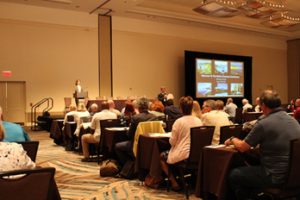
[28,130,200,200]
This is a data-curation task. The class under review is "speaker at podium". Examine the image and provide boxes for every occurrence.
[73,91,88,105]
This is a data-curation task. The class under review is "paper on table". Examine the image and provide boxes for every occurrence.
[148,132,171,138]
[205,144,226,148]
[106,127,129,131]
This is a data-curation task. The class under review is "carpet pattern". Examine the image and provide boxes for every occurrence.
[29,131,200,200]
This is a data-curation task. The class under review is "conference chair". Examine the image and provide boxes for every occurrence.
[64,97,72,112]
[67,115,74,122]
[235,108,244,124]
[132,121,165,157]
[219,124,243,144]
[167,126,215,199]
[260,139,300,200]
[17,141,39,162]
[243,112,263,122]
[96,118,122,163]
[165,118,176,132]
[0,167,59,200]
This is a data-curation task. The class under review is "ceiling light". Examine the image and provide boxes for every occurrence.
[43,0,73,5]
[261,11,300,27]
[194,0,300,29]
[193,0,241,18]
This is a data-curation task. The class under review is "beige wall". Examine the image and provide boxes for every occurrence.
[112,17,287,104]
[0,19,98,113]
[0,3,288,122]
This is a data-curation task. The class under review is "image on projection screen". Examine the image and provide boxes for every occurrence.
[195,58,244,98]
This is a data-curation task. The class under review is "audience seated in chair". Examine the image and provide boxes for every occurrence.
[201,100,232,145]
[225,90,300,200]
[121,100,137,125]
[63,104,77,125]
[0,106,30,142]
[242,98,253,113]
[224,98,238,122]
[115,97,157,167]
[81,101,117,162]
[108,99,121,117]
[88,103,99,117]
[160,96,203,191]
[73,102,90,137]
[254,97,262,112]
[149,100,165,118]
[0,124,35,171]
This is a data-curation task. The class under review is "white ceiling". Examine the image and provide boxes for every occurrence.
[1,0,300,38]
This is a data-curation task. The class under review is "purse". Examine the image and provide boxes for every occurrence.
[99,159,119,177]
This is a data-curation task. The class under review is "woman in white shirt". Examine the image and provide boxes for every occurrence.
[0,122,35,172]
[160,96,203,191]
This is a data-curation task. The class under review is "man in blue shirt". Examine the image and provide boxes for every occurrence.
[225,90,300,200]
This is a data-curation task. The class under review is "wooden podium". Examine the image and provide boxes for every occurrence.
[73,91,88,105]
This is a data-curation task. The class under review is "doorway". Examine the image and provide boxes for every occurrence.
[0,81,26,123]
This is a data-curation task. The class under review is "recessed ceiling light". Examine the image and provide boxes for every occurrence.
[43,0,73,5]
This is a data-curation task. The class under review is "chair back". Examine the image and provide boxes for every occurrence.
[96,119,122,160]
[235,108,244,124]
[80,116,90,123]
[0,167,56,200]
[67,115,74,122]
[133,121,165,157]
[285,139,300,188]
[100,118,122,133]
[165,118,176,132]
[219,124,243,144]
[243,112,263,122]
[188,126,215,164]
[17,141,39,162]
[64,97,72,108]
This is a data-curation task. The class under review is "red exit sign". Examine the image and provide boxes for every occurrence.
[2,71,12,77]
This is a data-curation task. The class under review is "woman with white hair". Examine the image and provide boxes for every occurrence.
[242,98,253,113]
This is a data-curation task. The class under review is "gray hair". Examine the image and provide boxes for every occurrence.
[260,90,281,109]
[204,100,216,110]
[137,97,150,111]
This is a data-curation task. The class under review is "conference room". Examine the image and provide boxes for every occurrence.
[1,0,300,199]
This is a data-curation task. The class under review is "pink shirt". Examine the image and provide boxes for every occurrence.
[167,115,203,164]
